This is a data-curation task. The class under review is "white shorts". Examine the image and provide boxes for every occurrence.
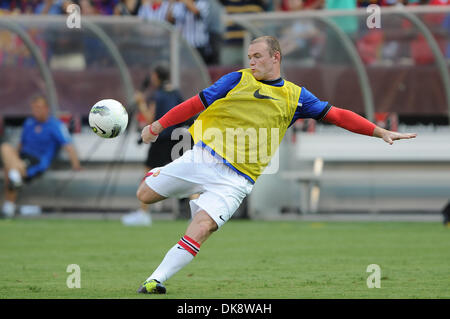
[144,145,254,228]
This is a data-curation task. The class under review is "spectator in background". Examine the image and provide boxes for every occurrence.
[428,0,449,4]
[94,0,120,14]
[325,0,357,31]
[167,0,212,65]
[0,1,13,14]
[77,0,97,14]
[121,64,185,226]
[279,0,304,10]
[408,0,449,64]
[76,0,118,15]
[278,0,301,10]
[358,0,397,6]
[382,0,408,5]
[35,0,73,14]
[278,0,323,61]
[204,0,225,65]
[114,0,141,15]
[219,0,267,65]
[0,95,81,218]
[138,0,171,21]
[279,0,324,10]
[0,0,41,14]
[357,0,396,6]
[302,0,324,8]
[412,0,450,5]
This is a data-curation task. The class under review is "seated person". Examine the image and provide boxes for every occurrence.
[1,95,81,217]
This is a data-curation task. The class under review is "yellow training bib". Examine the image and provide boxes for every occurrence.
[189,69,301,182]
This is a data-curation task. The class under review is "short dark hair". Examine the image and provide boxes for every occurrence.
[154,63,170,84]
[251,36,282,61]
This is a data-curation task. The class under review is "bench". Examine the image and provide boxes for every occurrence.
[282,130,450,214]
[0,129,186,216]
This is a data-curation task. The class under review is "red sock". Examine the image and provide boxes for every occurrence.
[177,235,201,257]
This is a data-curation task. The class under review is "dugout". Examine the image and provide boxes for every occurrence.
[1,7,449,219]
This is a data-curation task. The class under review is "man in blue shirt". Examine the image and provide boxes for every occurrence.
[1,95,81,218]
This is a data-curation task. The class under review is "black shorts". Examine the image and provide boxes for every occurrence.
[145,138,180,168]
[19,152,42,181]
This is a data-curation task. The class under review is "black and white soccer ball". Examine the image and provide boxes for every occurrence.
[89,99,128,138]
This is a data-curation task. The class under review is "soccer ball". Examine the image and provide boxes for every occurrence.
[89,99,128,138]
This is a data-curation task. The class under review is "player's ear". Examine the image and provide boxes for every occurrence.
[273,51,281,64]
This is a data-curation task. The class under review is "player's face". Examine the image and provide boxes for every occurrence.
[248,41,280,81]
[31,98,50,123]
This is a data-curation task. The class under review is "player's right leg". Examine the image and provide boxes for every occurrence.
[136,164,202,205]
[122,169,169,226]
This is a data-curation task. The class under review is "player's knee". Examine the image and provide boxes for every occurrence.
[200,220,218,235]
[136,185,150,203]
[195,213,218,235]
[136,182,165,204]
[185,212,218,244]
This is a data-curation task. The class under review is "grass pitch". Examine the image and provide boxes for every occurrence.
[0,218,448,299]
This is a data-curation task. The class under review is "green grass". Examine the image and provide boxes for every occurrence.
[0,218,448,299]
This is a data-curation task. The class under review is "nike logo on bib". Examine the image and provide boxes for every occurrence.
[253,89,278,100]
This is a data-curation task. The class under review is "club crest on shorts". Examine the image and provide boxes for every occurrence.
[152,169,161,177]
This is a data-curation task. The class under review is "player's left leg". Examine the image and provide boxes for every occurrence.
[137,146,252,294]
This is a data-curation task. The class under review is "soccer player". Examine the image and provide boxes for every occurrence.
[135,36,417,294]
[1,95,81,217]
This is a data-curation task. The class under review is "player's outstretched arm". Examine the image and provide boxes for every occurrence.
[322,106,417,144]
[141,95,205,144]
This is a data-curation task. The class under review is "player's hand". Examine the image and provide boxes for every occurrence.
[141,122,163,144]
[141,125,158,144]
[381,130,417,145]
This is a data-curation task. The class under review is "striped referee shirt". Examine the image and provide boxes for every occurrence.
[171,0,210,49]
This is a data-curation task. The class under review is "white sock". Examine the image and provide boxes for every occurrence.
[2,201,16,217]
[8,169,22,185]
[147,235,200,283]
